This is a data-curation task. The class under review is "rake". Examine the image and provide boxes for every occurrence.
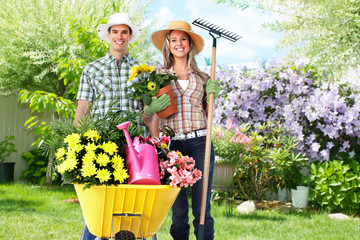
[192,18,241,240]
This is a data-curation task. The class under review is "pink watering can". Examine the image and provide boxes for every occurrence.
[116,121,160,185]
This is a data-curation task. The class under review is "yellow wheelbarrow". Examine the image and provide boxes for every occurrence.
[75,184,180,239]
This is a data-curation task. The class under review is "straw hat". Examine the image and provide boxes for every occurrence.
[151,20,204,55]
[97,13,141,43]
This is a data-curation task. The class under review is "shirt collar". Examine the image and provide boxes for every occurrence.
[167,66,195,75]
[105,52,132,65]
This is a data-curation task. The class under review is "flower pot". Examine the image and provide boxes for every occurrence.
[74,183,180,239]
[0,162,15,183]
[278,187,289,202]
[213,163,235,187]
[155,84,177,119]
[291,186,309,208]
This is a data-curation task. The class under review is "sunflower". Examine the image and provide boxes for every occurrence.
[147,81,157,91]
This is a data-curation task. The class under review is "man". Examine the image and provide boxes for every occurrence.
[74,12,170,126]
[75,12,169,240]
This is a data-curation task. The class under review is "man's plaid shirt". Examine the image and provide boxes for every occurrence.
[76,53,143,116]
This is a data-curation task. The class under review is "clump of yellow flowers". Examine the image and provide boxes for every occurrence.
[128,63,155,82]
[55,129,129,186]
[127,64,177,105]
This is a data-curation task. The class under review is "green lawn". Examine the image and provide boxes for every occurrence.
[1,183,359,240]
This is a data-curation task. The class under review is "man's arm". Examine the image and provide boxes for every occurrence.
[73,100,91,127]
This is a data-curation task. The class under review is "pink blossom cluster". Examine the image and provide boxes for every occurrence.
[226,118,252,144]
[159,151,202,188]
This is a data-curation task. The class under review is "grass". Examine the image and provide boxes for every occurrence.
[1,183,359,240]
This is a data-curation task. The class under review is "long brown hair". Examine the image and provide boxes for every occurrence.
[161,31,209,81]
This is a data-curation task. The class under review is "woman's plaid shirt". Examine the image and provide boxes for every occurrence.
[76,53,143,116]
[158,67,209,134]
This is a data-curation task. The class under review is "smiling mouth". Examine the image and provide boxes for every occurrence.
[175,47,184,51]
[115,40,124,45]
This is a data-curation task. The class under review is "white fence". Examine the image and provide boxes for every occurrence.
[0,94,38,181]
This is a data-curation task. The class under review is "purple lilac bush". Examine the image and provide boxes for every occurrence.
[211,60,360,162]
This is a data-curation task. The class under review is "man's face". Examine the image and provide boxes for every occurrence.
[108,24,132,54]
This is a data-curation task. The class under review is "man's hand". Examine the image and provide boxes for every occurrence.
[206,80,220,102]
[144,94,171,114]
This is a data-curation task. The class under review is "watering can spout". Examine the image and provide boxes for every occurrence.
[116,121,160,185]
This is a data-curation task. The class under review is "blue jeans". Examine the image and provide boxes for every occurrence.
[169,136,215,240]
[84,227,97,240]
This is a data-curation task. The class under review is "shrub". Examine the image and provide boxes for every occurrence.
[212,60,360,162]
[229,120,308,201]
[0,136,16,163]
[307,158,360,214]
[20,149,61,185]
[212,119,251,165]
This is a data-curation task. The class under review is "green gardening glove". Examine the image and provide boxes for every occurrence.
[144,94,171,114]
[206,79,220,102]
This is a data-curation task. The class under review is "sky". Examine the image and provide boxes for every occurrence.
[145,0,289,67]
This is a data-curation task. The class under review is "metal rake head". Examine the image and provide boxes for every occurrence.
[192,18,242,42]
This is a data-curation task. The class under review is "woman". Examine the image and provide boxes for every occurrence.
[150,20,220,240]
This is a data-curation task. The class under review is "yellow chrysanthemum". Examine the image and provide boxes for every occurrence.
[81,162,97,177]
[64,133,81,146]
[85,142,97,152]
[58,157,78,173]
[101,141,118,155]
[96,168,111,183]
[57,161,67,174]
[96,152,110,166]
[113,168,129,183]
[82,151,96,165]
[147,81,156,91]
[55,147,66,160]
[70,143,83,153]
[84,129,101,142]
[111,155,125,169]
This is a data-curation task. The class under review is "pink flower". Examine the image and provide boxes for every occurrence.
[235,126,242,136]
[216,130,226,139]
[168,151,180,161]
[160,136,170,144]
[160,152,202,188]
[226,118,233,130]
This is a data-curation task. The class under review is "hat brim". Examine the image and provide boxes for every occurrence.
[151,29,204,55]
[97,23,141,44]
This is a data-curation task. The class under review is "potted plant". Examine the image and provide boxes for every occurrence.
[212,121,251,188]
[126,63,178,118]
[0,136,17,183]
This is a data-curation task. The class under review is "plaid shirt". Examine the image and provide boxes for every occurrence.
[158,67,208,134]
[76,53,142,116]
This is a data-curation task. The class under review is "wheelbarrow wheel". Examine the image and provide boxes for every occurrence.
[115,230,135,240]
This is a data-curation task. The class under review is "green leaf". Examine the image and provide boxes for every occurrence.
[340,182,351,191]
[345,173,357,182]
[328,179,341,186]
[142,93,152,105]
[349,192,360,203]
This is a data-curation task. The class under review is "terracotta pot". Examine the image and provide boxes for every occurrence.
[155,84,177,118]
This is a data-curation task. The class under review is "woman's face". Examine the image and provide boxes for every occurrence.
[169,30,190,59]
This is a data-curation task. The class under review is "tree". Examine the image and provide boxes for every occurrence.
[0,0,155,98]
[216,0,360,77]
